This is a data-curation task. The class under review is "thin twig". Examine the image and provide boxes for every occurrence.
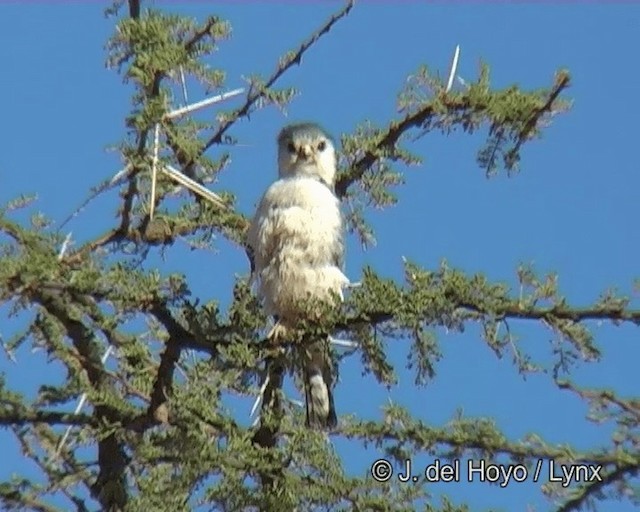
[58,176,124,232]
[508,71,571,159]
[63,230,121,265]
[557,379,640,422]
[202,0,355,152]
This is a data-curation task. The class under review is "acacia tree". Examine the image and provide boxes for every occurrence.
[1,2,638,511]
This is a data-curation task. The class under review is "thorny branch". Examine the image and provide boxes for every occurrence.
[336,73,569,197]
[202,0,355,153]
[335,70,571,197]
[0,410,97,427]
[0,2,636,511]
[507,71,570,165]
[58,13,228,234]
[336,302,640,333]
[35,291,128,510]
[61,1,354,267]
[557,380,640,422]
[555,463,640,512]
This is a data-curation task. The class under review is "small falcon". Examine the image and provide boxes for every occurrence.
[247,122,349,429]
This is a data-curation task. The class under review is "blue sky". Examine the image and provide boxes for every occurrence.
[1,2,639,511]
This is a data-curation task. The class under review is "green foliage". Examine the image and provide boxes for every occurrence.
[1,2,638,512]
[337,64,570,245]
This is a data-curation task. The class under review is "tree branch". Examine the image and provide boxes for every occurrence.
[33,289,128,511]
[337,302,640,332]
[335,69,571,197]
[0,409,96,427]
[140,301,189,428]
[340,416,636,468]
[507,71,570,165]
[128,0,140,19]
[0,489,60,512]
[202,0,355,153]
[555,462,640,512]
[557,379,640,422]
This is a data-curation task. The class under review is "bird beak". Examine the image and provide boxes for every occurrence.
[298,145,313,161]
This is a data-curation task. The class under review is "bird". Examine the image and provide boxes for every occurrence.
[247,122,349,429]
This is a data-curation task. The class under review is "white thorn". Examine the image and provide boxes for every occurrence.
[493,321,502,344]
[179,66,189,105]
[329,336,360,349]
[250,374,270,419]
[109,165,133,185]
[446,45,460,93]
[456,75,469,89]
[55,346,114,457]
[57,232,73,261]
[0,336,16,363]
[164,88,245,120]
[149,123,160,219]
[162,164,226,208]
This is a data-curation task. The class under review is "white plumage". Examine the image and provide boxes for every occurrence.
[247,122,348,429]
[249,177,348,317]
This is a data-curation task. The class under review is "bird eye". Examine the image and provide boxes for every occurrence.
[317,141,327,152]
[287,142,296,154]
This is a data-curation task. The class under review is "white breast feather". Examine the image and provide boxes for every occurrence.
[248,176,349,319]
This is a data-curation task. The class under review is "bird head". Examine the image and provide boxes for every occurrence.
[277,122,337,187]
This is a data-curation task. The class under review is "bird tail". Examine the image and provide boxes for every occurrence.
[303,336,337,430]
